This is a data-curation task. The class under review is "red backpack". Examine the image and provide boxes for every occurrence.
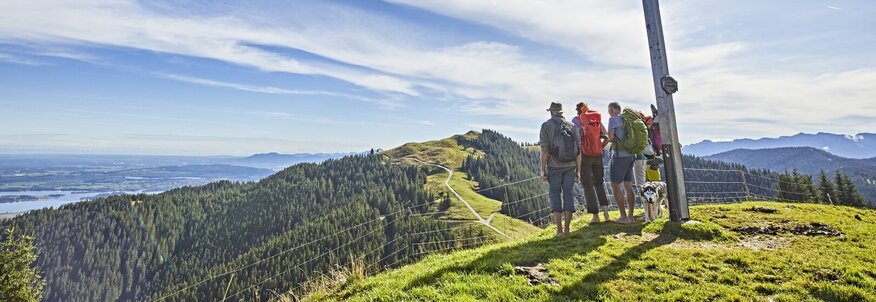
[578,110,605,157]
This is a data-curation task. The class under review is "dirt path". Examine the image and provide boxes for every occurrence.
[410,158,510,239]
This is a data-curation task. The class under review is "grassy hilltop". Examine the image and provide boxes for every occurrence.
[301,202,876,302]
[382,131,542,240]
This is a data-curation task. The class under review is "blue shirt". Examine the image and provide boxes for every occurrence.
[608,115,632,157]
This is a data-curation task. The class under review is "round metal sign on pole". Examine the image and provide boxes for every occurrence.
[661,75,678,94]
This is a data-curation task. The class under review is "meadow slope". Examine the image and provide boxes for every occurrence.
[302,202,876,302]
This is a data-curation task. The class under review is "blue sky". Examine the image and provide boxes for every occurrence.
[1,0,874,155]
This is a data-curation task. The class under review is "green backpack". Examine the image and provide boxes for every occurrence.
[617,109,649,154]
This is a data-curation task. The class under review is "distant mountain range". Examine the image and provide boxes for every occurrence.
[684,132,876,159]
[705,147,876,175]
[0,152,358,201]
[705,147,876,207]
[232,152,361,171]
[0,152,360,172]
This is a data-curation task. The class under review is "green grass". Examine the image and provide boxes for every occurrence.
[382,131,482,169]
[487,214,543,239]
[383,132,541,240]
[448,172,500,218]
[303,202,876,302]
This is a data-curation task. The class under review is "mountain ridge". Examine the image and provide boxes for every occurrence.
[705,147,876,174]
[684,132,876,159]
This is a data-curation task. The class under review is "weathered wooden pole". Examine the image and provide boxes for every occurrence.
[642,0,690,221]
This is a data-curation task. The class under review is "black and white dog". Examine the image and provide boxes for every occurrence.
[640,181,667,222]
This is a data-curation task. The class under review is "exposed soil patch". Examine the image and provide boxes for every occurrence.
[744,206,779,214]
[739,236,791,250]
[514,263,559,286]
[732,223,842,237]
[733,225,784,236]
[790,223,843,237]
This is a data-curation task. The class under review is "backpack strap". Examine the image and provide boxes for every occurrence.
[548,117,562,156]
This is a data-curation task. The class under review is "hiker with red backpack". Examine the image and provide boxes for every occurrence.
[540,102,582,237]
[575,102,611,224]
[607,101,650,224]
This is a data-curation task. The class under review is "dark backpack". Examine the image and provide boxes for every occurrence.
[550,118,580,162]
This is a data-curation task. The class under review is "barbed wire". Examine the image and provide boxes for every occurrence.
[474,176,541,192]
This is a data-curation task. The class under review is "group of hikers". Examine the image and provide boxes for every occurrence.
[539,101,663,236]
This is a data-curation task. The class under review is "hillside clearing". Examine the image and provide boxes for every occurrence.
[382,132,541,240]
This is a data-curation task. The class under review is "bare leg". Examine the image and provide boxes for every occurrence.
[643,203,652,222]
[564,211,573,234]
[602,206,610,221]
[611,182,628,223]
[624,181,635,223]
[553,212,563,236]
[590,213,600,224]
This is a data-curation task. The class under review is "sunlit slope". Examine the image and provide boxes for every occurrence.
[381,131,541,240]
[306,202,876,302]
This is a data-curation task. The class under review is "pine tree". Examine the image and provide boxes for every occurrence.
[816,170,836,204]
[835,170,848,203]
[776,171,795,201]
[438,193,451,211]
[798,173,817,203]
[0,227,45,302]
[834,171,865,207]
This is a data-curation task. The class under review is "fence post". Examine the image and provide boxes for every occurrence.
[740,170,752,201]
[222,273,236,301]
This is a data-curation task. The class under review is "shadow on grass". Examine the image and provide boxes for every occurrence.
[402,221,654,291]
[547,228,678,301]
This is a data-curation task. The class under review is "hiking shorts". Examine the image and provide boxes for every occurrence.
[610,156,635,183]
[548,166,576,212]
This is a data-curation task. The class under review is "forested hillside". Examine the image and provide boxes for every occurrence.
[681,155,784,202]
[1,155,485,301]
[705,147,876,206]
[462,130,547,223]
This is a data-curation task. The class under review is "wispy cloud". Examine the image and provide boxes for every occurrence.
[0,0,873,147]
[0,52,46,66]
[384,0,876,142]
[826,6,842,11]
[0,0,419,96]
[160,73,402,108]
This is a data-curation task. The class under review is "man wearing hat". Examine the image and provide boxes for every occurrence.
[539,102,581,237]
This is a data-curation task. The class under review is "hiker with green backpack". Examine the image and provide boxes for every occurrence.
[607,102,650,224]
[539,102,582,237]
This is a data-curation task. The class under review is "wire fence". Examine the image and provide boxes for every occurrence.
[156,157,817,301]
